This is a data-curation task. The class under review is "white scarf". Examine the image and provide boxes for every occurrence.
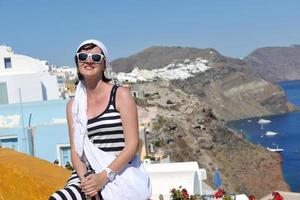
[72,81,152,200]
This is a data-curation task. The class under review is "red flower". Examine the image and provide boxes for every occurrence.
[214,191,222,198]
[249,195,256,200]
[272,192,284,200]
[181,188,189,198]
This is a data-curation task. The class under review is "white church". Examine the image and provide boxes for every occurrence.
[0,45,59,104]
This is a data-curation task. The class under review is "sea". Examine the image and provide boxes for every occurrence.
[228,79,300,192]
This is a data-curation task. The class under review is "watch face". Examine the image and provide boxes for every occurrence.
[107,169,115,181]
[109,171,114,179]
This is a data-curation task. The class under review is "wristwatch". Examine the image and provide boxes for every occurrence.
[104,168,116,182]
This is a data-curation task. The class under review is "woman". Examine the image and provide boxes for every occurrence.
[50,39,151,200]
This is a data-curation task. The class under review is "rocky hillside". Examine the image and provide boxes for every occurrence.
[135,81,290,198]
[171,66,296,121]
[244,45,300,82]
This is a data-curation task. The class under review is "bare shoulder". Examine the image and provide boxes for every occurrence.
[115,86,135,110]
[116,86,132,98]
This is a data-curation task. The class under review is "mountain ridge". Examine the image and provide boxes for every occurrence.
[111,44,300,82]
[111,46,231,73]
[244,45,300,82]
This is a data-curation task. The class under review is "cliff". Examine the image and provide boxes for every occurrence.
[171,66,296,121]
[135,81,290,198]
[0,148,71,200]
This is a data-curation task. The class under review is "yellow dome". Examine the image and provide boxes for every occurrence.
[0,148,71,200]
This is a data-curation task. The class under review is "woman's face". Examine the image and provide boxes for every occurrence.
[77,46,105,80]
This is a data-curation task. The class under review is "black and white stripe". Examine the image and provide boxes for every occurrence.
[87,86,125,156]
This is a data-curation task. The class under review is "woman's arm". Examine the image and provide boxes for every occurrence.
[66,99,88,180]
[107,86,140,172]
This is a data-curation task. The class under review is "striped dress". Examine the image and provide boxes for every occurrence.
[50,85,125,200]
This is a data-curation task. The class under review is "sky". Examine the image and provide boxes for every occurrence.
[1,0,300,67]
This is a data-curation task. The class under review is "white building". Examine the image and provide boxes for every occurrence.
[0,46,59,104]
[144,161,212,200]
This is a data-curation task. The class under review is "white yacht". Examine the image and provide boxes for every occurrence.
[258,118,271,124]
[265,131,278,136]
[267,144,283,152]
[267,146,283,152]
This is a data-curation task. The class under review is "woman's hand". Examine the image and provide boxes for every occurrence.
[81,171,108,197]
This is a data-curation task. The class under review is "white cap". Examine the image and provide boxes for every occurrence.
[76,39,109,59]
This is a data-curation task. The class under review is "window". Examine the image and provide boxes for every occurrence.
[4,58,12,69]
[0,136,18,150]
[56,144,71,167]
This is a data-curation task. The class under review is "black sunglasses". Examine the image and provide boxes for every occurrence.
[76,53,105,63]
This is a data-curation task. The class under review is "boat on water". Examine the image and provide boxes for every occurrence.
[267,147,284,152]
[265,131,278,136]
[267,143,283,152]
[258,119,271,124]
[258,119,271,129]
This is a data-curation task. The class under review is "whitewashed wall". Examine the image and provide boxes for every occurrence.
[0,46,59,104]
[0,46,48,74]
[0,73,58,104]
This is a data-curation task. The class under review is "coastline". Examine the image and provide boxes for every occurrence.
[227,120,292,192]
[227,111,300,192]
[225,79,300,192]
